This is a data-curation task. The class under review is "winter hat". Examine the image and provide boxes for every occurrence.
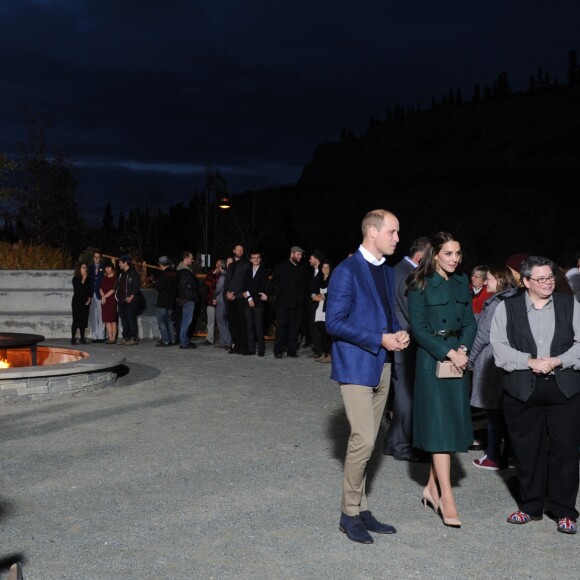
[311,249,325,262]
[505,253,529,274]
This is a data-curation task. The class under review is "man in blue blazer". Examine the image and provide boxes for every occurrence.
[88,249,106,342]
[326,209,410,544]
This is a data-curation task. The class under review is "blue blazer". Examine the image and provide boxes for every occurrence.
[88,263,104,300]
[326,250,401,387]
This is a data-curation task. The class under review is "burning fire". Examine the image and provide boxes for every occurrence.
[0,358,10,368]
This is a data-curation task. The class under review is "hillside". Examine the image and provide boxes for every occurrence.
[290,84,580,266]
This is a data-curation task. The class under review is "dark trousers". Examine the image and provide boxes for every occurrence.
[315,320,331,355]
[245,307,265,354]
[503,376,580,519]
[119,301,138,340]
[274,307,303,355]
[308,301,322,354]
[227,298,248,350]
[383,360,415,458]
[486,408,511,463]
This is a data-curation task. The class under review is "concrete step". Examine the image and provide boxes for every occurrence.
[0,270,73,290]
[0,290,73,311]
[0,311,160,340]
[0,312,76,337]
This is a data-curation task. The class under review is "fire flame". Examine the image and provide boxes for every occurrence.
[0,358,10,368]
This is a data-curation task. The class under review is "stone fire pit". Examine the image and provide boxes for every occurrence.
[0,333,126,403]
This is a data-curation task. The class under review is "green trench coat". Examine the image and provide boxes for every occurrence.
[408,272,478,452]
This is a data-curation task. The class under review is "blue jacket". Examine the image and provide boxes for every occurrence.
[326,250,401,387]
[88,262,104,300]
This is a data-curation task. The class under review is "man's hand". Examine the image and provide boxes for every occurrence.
[394,330,410,349]
[382,330,410,351]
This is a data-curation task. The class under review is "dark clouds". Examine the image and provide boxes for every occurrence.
[1,1,579,216]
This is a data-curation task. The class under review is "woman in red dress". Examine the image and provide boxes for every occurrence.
[100,261,118,343]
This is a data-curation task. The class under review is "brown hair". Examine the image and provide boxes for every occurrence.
[73,262,87,278]
[487,264,517,293]
[407,232,459,292]
[361,209,395,238]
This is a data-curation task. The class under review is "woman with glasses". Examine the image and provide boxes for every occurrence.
[470,265,491,317]
[490,256,580,535]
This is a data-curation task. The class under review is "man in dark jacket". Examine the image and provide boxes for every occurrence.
[306,249,325,358]
[265,246,309,358]
[242,251,270,356]
[383,237,431,462]
[155,255,178,346]
[223,243,250,354]
[115,254,141,345]
[176,251,199,350]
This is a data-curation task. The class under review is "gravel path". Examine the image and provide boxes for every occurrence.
[0,339,578,579]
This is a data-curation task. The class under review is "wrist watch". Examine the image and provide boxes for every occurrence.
[458,345,468,354]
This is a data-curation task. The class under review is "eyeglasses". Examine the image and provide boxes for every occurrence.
[528,275,556,284]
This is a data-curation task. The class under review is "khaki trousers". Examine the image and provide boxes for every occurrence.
[340,364,391,516]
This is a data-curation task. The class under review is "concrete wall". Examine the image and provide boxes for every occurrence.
[0,270,160,339]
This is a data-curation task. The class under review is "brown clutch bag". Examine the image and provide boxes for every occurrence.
[436,361,463,378]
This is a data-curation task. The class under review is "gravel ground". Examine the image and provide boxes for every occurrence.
[0,338,579,580]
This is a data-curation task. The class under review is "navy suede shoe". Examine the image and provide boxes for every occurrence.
[360,510,397,534]
[339,513,374,544]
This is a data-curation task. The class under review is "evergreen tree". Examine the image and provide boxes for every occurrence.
[16,119,84,254]
[0,153,17,201]
[568,49,580,84]
[102,203,115,233]
[493,72,510,98]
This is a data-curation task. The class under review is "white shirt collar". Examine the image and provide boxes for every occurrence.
[359,245,386,266]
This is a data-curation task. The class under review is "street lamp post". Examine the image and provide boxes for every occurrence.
[203,169,230,272]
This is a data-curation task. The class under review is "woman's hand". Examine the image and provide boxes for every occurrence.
[447,349,468,371]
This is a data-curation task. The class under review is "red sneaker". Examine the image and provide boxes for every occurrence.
[472,454,500,470]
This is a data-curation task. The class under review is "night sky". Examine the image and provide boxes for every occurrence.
[1,1,579,218]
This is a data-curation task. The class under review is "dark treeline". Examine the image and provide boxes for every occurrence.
[2,51,579,272]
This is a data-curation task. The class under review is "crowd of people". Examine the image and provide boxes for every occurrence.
[71,251,142,346]
[70,216,580,543]
[69,245,336,362]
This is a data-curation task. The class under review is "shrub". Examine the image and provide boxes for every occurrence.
[0,241,73,269]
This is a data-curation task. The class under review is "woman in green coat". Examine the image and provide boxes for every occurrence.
[407,232,477,528]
